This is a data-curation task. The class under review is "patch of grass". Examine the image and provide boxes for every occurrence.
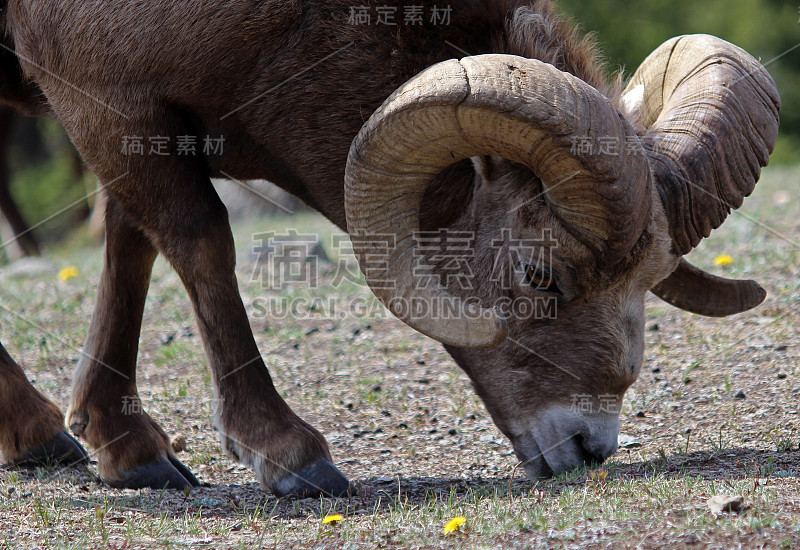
[1,165,800,548]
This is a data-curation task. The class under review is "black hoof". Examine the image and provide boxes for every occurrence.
[168,455,200,487]
[108,455,200,490]
[10,431,89,468]
[272,459,351,498]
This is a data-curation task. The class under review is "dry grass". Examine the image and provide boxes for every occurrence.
[1,165,799,549]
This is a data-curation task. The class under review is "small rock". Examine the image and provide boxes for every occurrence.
[3,257,55,278]
[195,497,224,508]
[448,428,458,436]
[707,494,744,514]
[777,373,787,380]
[775,344,788,352]
[171,434,187,453]
[372,385,382,392]
[734,390,746,399]
[416,360,426,365]
[651,367,661,373]
[635,411,646,418]
[684,533,699,545]
[648,323,659,331]
[618,434,641,448]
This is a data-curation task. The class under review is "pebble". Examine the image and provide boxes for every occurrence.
[171,434,187,453]
[707,494,744,514]
[618,434,641,448]
[734,390,746,399]
[195,497,224,508]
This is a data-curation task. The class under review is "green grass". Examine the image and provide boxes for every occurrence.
[1,165,799,548]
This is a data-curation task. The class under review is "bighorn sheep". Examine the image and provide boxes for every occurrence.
[0,0,779,497]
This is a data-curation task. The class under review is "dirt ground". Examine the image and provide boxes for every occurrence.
[1,165,799,548]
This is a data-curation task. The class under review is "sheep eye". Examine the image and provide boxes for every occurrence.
[525,265,562,295]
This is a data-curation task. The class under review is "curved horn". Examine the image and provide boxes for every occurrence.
[345,54,651,348]
[651,258,766,316]
[623,34,780,256]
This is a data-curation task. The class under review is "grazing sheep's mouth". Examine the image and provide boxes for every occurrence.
[510,407,622,480]
[511,433,554,479]
[513,433,601,479]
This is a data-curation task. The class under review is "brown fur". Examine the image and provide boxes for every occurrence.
[0,344,65,462]
[0,0,680,485]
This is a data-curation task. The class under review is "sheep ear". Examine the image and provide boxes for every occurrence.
[651,259,766,317]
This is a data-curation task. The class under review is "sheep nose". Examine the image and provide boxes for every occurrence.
[519,406,622,478]
[579,432,618,464]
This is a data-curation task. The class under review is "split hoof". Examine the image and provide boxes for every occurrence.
[272,459,351,498]
[108,455,200,490]
[11,431,89,468]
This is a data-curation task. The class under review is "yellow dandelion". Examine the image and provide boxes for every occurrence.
[58,266,79,281]
[443,516,466,535]
[322,514,343,525]
[714,254,733,266]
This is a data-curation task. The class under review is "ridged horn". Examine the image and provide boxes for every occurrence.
[623,34,780,256]
[345,54,651,348]
[652,258,766,316]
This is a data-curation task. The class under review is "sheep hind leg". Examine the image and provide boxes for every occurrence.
[65,197,198,490]
[0,343,88,468]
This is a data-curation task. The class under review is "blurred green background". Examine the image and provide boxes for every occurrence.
[558,0,799,163]
[2,0,798,257]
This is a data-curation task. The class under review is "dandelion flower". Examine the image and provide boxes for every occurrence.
[322,514,343,525]
[714,254,733,266]
[58,266,79,281]
[443,516,466,534]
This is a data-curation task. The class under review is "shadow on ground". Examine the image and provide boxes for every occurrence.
[4,446,797,521]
